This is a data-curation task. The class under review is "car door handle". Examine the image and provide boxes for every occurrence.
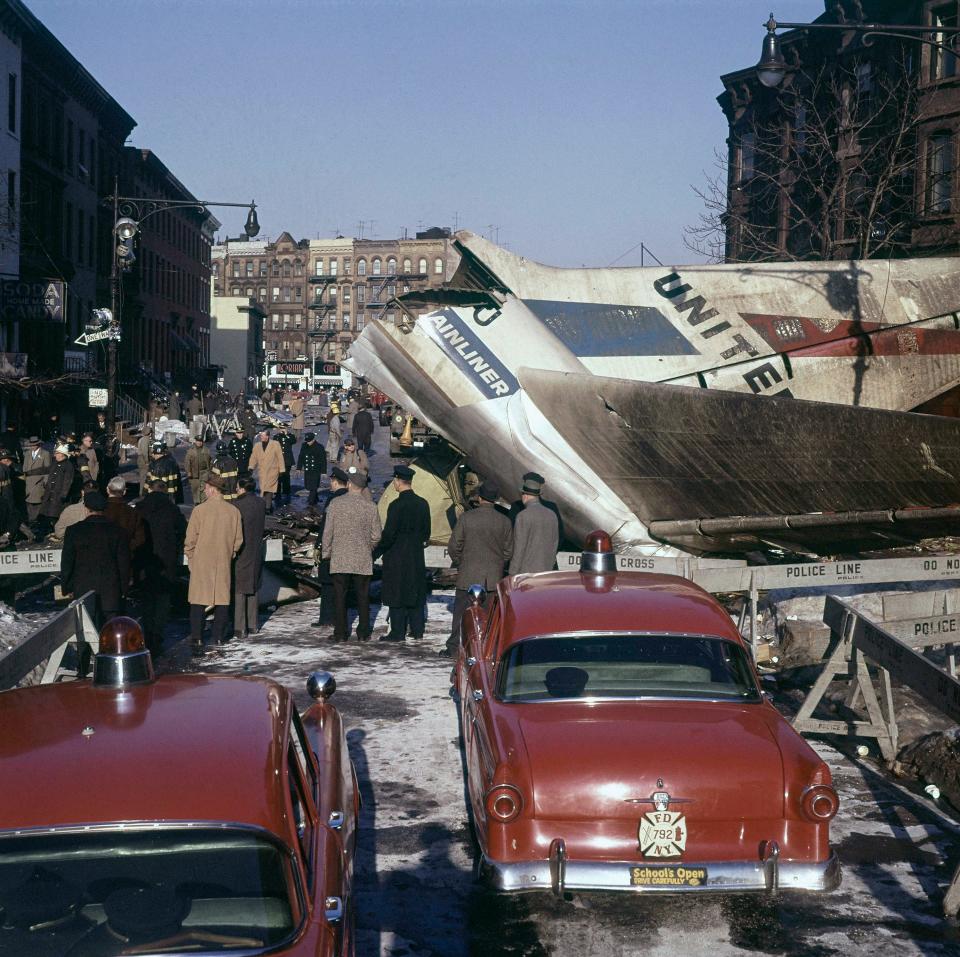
[324,896,344,922]
[466,656,477,667]
[328,810,344,830]
[472,688,484,702]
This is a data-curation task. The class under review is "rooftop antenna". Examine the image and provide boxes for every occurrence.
[368,219,377,239]
[453,211,460,231]
[357,220,365,240]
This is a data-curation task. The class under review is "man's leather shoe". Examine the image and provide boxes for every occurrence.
[379,634,404,642]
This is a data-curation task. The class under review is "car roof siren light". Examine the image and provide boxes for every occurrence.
[93,616,155,688]
[580,530,616,574]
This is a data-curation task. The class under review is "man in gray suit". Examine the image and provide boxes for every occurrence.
[441,481,513,657]
[509,475,559,575]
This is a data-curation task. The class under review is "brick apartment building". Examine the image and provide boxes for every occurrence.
[716,0,960,262]
[213,228,454,371]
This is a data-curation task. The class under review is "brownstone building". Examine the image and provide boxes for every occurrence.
[715,0,960,263]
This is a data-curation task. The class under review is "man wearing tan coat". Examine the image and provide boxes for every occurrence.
[321,472,382,641]
[248,428,286,513]
[288,394,306,441]
[184,473,243,654]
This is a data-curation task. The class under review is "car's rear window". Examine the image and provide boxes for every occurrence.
[498,633,760,702]
[0,827,299,955]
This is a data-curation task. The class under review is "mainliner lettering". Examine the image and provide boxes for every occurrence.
[427,309,519,398]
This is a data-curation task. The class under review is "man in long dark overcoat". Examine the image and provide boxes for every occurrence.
[352,405,375,454]
[231,476,267,639]
[136,478,186,654]
[374,465,431,641]
[61,490,131,628]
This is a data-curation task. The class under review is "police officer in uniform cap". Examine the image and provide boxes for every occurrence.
[211,440,239,501]
[274,423,297,505]
[229,427,253,477]
[296,432,327,506]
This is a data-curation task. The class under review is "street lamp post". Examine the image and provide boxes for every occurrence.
[757,12,958,87]
[104,183,260,434]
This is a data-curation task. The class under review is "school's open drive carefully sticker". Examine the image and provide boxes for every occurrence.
[629,864,707,887]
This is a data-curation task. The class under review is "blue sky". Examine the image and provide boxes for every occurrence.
[29,0,827,267]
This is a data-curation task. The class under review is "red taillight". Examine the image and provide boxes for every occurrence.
[800,784,839,822]
[486,784,523,823]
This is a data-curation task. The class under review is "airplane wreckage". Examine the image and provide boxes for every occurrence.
[345,231,960,558]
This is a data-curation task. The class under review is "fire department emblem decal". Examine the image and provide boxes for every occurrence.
[638,810,688,858]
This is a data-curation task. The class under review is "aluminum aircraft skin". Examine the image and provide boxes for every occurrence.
[344,232,960,556]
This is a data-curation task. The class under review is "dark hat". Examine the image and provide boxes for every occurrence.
[393,465,415,481]
[28,435,40,446]
[347,470,368,488]
[205,473,225,491]
[150,441,165,453]
[234,426,244,432]
[83,490,107,511]
[215,440,228,453]
[478,481,500,502]
[304,432,315,442]
[521,476,543,496]
[0,449,12,461]
[343,435,356,445]
[193,435,203,443]
[330,466,349,483]
[522,471,545,485]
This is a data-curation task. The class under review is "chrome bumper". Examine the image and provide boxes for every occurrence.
[480,845,841,896]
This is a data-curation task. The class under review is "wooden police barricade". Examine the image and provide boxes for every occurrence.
[0,591,98,690]
[791,594,960,918]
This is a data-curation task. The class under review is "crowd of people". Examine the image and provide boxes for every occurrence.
[3,382,563,655]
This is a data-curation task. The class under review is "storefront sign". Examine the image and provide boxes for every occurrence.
[0,280,64,322]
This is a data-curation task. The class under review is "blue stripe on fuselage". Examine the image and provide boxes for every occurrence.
[524,300,701,357]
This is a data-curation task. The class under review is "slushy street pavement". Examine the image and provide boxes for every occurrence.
[154,416,960,957]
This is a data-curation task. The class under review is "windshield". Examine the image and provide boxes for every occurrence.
[498,633,760,702]
[0,827,299,955]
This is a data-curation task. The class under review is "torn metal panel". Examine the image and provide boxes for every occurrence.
[344,231,960,557]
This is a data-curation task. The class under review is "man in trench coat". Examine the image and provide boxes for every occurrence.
[22,436,50,524]
[288,393,306,441]
[248,428,286,513]
[374,465,431,641]
[231,476,267,639]
[184,473,243,654]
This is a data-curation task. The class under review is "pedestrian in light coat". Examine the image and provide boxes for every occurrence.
[374,465,431,641]
[184,436,212,504]
[248,428,286,512]
[136,426,154,494]
[337,438,369,476]
[325,407,343,464]
[509,476,559,575]
[22,436,50,523]
[231,476,267,639]
[288,394,306,441]
[443,481,513,656]
[184,473,243,654]
[346,395,361,435]
[321,471,381,641]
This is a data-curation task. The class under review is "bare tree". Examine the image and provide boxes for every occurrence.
[686,51,929,263]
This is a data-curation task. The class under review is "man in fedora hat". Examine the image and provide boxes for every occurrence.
[509,470,563,541]
[22,436,49,525]
[509,474,559,575]
[374,464,431,641]
[442,480,513,657]
[184,472,243,654]
[321,469,381,642]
